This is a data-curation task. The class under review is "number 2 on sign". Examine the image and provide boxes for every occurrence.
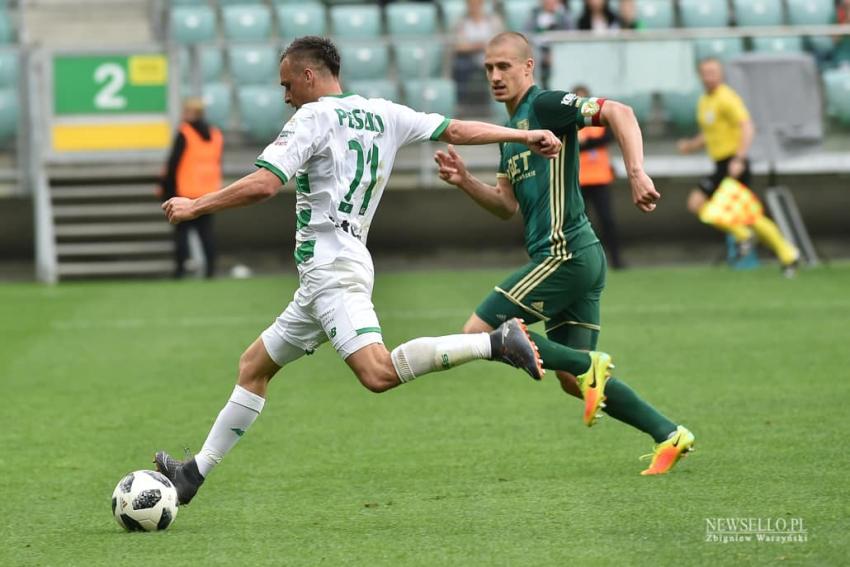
[339,139,379,215]
[93,63,127,110]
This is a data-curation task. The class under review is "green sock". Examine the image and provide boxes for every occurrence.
[603,378,677,443]
[529,331,591,376]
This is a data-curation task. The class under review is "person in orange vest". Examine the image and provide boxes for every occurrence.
[160,98,223,279]
[574,85,624,268]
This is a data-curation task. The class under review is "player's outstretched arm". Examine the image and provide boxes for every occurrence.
[434,145,518,220]
[599,100,661,213]
[162,168,282,224]
[439,120,561,158]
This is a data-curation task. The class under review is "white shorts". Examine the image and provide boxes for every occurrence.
[261,258,383,366]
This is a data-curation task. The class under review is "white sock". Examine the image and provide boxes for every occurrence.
[195,385,265,477]
[390,333,491,383]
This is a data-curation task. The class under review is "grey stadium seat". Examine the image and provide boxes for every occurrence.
[347,79,400,101]
[238,85,291,142]
[170,5,217,45]
[694,38,746,62]
[679,0,729,28]
[339,43,389,81]
[394,41,444,80]
[405,78,456,117]
[0,50,17,87]
[330,5,382,39]
[733,0,784,26]
[276,3,326,38]
[222,4,272,41]
[751,36,804,54]
[637,0,675,29]
[386,3,438,37]
[228,45,278,85]
[202,82,232,129]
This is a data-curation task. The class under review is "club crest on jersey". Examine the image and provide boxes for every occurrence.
[581,99,600,117]
[561,93,578,107]
[517,119,529,130]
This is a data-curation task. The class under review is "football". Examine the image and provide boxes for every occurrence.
[111,470,178,532]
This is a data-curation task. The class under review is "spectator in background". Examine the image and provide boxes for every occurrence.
[618,0,643,30]
[833,0,850,66]
[574,85,624,269]
[160,98,223,279]
[526,0,574,89]
[452,0,504,109]
[577,0,620,33]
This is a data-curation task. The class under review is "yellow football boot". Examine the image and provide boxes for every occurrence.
[576,351,613,427]
[640,426,695,475]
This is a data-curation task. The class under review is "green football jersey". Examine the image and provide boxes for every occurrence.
[498,85,604,261]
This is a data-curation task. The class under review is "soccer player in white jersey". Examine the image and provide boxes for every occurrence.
[154,36,565,505]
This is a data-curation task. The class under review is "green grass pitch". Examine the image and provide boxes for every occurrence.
[2,263,849,566]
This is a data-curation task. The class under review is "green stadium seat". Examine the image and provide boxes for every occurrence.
[387,3,438,37]
[223,5,271,41]
[170,6,217,45]
[237,85,291,142]
[228,45,278,85]
[679,0,729,28]
[637,0,675,29]
[394,41,443,80]
[276,3,326,38]
[503,0,537,31]
[202,82,232,129]
[405,79,456,117]
[0,50,17,87]
[660,90,701,131]
[694,38,745,62]
[733,0,783,26]
[617,92,653,124]
[0,88,17,142]
[787,0,835,24]
[171,0,207,5]
[751,36,805,53]
[347,79,400,101]
[330,5,381,39]
[823,68,850,126]
[339,43,389,81]
[179,46,224,84]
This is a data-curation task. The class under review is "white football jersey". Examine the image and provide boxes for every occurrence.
[255,93,448,272]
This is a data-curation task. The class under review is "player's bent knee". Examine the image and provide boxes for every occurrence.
[237,338,281,390]
[346,343,400,393]
[463,313,493,334]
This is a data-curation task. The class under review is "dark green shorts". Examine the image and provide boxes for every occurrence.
[475,243,607,351]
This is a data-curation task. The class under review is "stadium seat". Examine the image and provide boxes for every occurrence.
[660,90,701,131]
[237,85,291,142]
[347,79,400,101]
[679,0,729,28]
[394,41,443,80]
[0,50,17,87]
[222,4,272,41]
[694,38,745,62]
[823,68,850,126]
[179,46,224,84]
[621,41,701,95]
[0,88,17,142]
[339,43,389,81]
[502,0,537,31]
[276,3,326,38]
[201,82,232,129]
[637,0,675,29]
[171,0,207,4]
[386,3,438,37]
[786,0,835,25]
[169,5,217,45]
[0,12,11,43]
[330,5,381,39]
[405,79,456,117]
[751,36,805,54]
[617,92,653,125]
[227,45,278,85]
[733,0,784,26]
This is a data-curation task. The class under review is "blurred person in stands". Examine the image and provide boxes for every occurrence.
[617,0,643,30]
[574,85,624,269]
[577,0,620,32]
[452,0,504,109]
[833,0,850,65]
[160,98,223,279]
[525,0,574,89]
[677,58,799,276]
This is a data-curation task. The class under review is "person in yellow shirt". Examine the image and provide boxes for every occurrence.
[678,58,799,276]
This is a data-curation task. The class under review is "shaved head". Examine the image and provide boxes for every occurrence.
[487,32,533,60]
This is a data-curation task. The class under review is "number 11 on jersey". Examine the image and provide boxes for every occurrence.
[339,139,379,215]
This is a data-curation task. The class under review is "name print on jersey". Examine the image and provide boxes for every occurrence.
[334,108,385,133]
[506,149,536,184]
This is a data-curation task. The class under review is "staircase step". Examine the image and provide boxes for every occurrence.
[58,260,174,277]
[55,222,171,237]
[53,203,164,219]
[52,185,159,199]
[56,241,174,257]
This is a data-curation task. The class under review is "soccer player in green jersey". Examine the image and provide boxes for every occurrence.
[435,32,695,475]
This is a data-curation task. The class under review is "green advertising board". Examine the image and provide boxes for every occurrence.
[53,54,168,115]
